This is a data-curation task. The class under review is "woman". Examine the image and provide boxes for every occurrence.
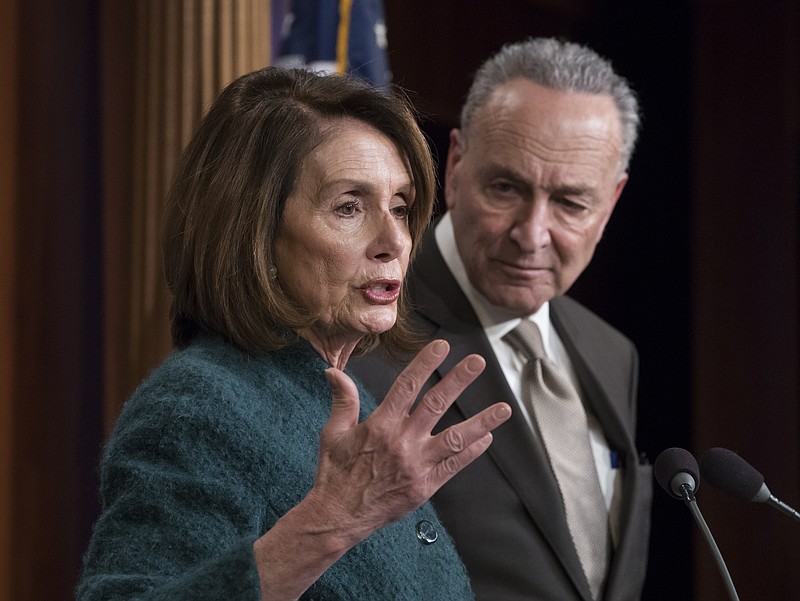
[77,67,511,601]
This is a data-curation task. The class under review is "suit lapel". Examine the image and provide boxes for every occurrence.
[550,297,649,599]
[410,231,594,600]
[550,299,634,455]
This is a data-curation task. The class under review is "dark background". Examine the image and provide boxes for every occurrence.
[3,1,798,600]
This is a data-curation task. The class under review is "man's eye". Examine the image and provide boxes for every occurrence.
[557,197,587,212]
[491,182,516,194]
[487,181,523,201]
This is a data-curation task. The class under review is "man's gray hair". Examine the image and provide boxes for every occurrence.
[461,37,641,173]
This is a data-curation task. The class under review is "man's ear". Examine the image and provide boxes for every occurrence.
[610,172,629,209]
[597,172,629,236]
[444,128,465,211]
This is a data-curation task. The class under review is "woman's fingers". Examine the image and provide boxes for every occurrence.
[393,346,511,490]
[408,353,486,434]
[378,339,450,420]
[315,340,511,526]
[427,402,511,468]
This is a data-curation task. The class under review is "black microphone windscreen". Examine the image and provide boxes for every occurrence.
[699,447,765,503]
[654,447,699,499]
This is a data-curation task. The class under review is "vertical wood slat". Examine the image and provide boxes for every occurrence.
[181,0,198,142]
[236,0,248,75]
[119,0,147,433]
[101,1,138,440]
[200,0,216,108]
[218,2,234,88]
[107,0,272,425]
[0,0,18,598]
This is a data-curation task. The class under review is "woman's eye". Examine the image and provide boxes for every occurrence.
[391,204,409,219]
[336,201,359,216]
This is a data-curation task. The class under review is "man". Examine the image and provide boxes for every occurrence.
[352,37,651,601]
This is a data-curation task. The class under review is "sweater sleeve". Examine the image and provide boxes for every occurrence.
[76,357,269,601]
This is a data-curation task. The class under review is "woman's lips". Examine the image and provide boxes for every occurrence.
[360,279,401,304]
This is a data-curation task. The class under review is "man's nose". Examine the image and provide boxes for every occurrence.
[510,200,551,251]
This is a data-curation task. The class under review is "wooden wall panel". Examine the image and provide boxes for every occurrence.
[11,2,104,599]
[105,0,273,428]
[692,2,800,600]
[0,0,19,598]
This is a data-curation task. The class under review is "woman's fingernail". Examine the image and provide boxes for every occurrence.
[496,404,511,418]
[432,339,448,356]
[466,355,484,373]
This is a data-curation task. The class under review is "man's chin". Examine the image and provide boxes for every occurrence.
[482,284,552,316]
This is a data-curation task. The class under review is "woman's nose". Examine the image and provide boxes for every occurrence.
[370,212,411,262]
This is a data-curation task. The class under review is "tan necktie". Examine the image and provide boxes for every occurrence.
[504,320,610,600]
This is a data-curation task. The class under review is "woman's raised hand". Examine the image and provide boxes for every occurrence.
[253,339,511,600]
[310,339,512,543]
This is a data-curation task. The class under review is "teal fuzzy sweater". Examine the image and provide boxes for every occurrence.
[77,335,473,600]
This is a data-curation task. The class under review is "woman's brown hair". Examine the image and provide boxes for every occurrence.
[162,67,435,356]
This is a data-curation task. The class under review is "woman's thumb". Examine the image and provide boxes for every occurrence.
[324,368,360,432]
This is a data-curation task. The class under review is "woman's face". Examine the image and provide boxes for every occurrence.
[275,119,414,345]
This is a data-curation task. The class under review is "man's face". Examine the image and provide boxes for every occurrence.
[445,78,628,316]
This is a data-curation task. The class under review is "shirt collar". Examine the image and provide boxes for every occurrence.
[434,213,553,349]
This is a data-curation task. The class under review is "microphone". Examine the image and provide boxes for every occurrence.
[654,448,740,601]
[654,446,699,501]
[699,447,800,523]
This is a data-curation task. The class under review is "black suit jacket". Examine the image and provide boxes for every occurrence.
[351,228,652,601]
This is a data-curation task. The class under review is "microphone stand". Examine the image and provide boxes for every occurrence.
[678,483,740,601]
[767,494,800,523]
